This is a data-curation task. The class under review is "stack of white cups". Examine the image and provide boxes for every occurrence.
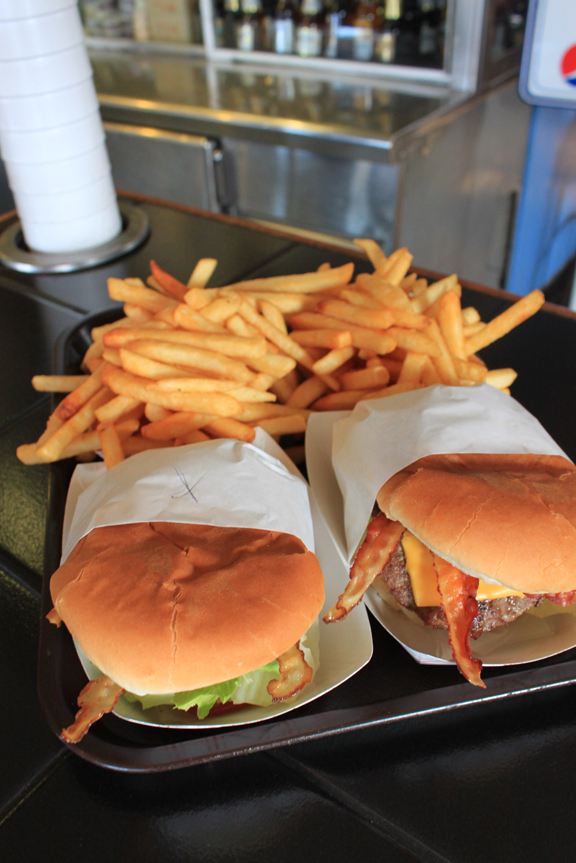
[0,0,122,254]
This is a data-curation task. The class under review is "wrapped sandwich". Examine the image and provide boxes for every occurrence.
[315,385,576,686]
[48,437,325,741]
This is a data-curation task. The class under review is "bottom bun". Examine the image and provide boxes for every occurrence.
[51,522,325,694]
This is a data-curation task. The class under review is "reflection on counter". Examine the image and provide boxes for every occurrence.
[91,49,454,135]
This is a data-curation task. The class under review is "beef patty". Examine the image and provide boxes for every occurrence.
[376,541,542,638]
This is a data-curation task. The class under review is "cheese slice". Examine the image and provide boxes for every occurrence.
[400,531,524,606]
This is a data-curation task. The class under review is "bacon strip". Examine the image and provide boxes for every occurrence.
[267,643,313,701]
[526,591,576,607]
[61,676,124,744]
[433,554,485,688]
[46,607,62,627]
[324,513,405,622]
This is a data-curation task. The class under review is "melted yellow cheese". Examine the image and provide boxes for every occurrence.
[400,531,524,606]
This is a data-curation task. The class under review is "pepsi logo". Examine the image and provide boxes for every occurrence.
[561,44,576,87]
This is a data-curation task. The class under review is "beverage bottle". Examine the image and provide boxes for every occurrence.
[348,0,377,62]
[417,0,440,58]
[274,0,296,54]
[223,0,241,46]
[236,0,263,50]
[295,0,324,58]
[323,0,340,58]
[374,0,400,62]
[262,0,276,50]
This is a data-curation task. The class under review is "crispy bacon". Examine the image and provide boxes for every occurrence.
[46,607,62,627]
[433,554,485,689]
[61,676,124,744]
[324,513,405,622]
[525,591,576,607]
[267,643,313,701]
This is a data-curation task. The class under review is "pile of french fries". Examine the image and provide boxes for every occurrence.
[17,239,544,470]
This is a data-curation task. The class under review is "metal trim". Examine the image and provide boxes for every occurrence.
[0,201,149,274]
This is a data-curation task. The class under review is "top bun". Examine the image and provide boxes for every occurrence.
[50,522,325,695]
[376,453,576,594]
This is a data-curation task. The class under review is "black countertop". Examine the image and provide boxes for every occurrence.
[2,196,576,863]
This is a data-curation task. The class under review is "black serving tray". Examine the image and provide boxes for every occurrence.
[37,307,576,772]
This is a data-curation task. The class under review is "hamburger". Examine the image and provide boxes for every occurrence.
[49,520,325,742]
[324,452,576,686]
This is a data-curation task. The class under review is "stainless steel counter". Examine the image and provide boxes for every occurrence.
[90,49,532,289]
[91,49,464,163]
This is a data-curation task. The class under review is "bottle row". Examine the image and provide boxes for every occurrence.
[215,0,447,67]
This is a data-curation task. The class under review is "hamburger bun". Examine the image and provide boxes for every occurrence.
[50,521,325,695]
[376,452,576,595]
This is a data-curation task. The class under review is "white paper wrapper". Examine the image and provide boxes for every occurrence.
[306,387,576,670]
[331,384,569,563]
[59,429,373,728]
[61,435,315,562]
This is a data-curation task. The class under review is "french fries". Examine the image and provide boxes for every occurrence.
[18,243,543,470]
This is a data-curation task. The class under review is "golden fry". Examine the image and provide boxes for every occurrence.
[438,291,466,360]
[260,298,288,334]
[144,404,172,422]
[108,278,178,313]
[98,424,125,469]
[290,328,352,349]
[398,352,428,384]
[220,262,354,294]
[203,416,256,443]
[187,258,217,289]
[381,249,413,286]
[250,415,307,436]
[289,312,397,355]
[123,303,154,323]
[174,303,227,334]
[103,365,243,417]
[36,386,113,463]
[387,327,440,358]
[118,339,255,384]
[317,298,395,330]
[32,375,88,393]
[465,291,545,355]
[312,346,355,375]
[95,395,142,425]
[424,320,459,385]
[142,412,211,440]
[201,295,242,323]
[353,238,388,274]
[485,368,518,389]
[410,274,459,314]
[54,364,105,422]
[286,375,329,408]
[238,301,315,369]
[340,365,390,391]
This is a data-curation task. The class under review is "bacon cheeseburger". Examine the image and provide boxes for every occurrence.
[324,453,576,687]
[49,521,324,742]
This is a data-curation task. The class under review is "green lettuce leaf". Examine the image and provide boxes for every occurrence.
[124,659,280,719]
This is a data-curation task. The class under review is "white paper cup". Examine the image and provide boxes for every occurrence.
[0,6,84,60]
[21,199,122,253]
[0,78,99,132]
[5,143,111,194]
[14,171,117,223]
[0,43,92,98]
[0,0,76,22]
[0,110,104,163]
